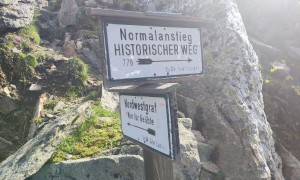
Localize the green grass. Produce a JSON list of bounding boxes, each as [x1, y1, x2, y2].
[[70, 57, 89, 85], [51, 102, 122, 162], [18, 9, 41, 44], [44, 99, 59, 110], [25, 54, 38, 68], [6, 41, 14, 50], [18, 24, 41, 44], [86, 90, 102, 101]]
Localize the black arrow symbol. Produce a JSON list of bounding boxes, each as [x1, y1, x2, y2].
[[127, 122, 156, 136], [137, 58, 192, 65]]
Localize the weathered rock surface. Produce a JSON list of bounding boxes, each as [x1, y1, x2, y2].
[[177, 94, 203, 130], [119, 145, 143, 156], [81, 38, 102, 70], [173, 118, 200, 180], [58, 0, 81, 28], [237, 2, 300, 178], [144, 0, 285, 179], [0, 136, 14, 163], [35, 0, 48, 8], [0, 0, 35, 30], [30, 155, 145, 180], [63, 33, 77, 57], [0, 101, 92, 180], [277, 142, 300, 180], [0, 96, 17, 115], [53, 101, 65, 113], [101, 86, 119, 112]]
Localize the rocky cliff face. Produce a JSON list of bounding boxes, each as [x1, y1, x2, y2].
[[236, 1, 300, 179], [0, 0, 35, 31], [166, 0, 283, 179], [0, 0, 299, 179]]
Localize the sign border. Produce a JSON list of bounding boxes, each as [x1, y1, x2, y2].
[[119, 93, 176, 159], [102, 19, 204, 86]]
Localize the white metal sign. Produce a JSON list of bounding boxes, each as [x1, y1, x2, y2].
[[120, 94, 173, 158], [104, 23, 202, 82]]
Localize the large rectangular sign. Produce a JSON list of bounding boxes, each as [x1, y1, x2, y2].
[[104, 22, 203, 84], [119, 93, 174, 159]]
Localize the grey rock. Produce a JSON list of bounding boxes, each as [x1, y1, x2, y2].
[[173, 118, 200, 180], [237, 0, 300, 162], [0, 96, 17, 114], [101, 0, 113, 5], [0, 136, 14, 163], [30, 155, 145, 180], [9, 84, 16, 90], [45, 114, 54, 119], [177, 111, 185, 118], [101, 86, 119, 112], [277, 143, 300, 180], [177, 94, 203, 130], [84, 0, 97, 7], [11, 47, 21, 54], [0, 136, 13, 146], [192, 130, 206, 143], [0, 101, 92, 180], [53, 101, 65, 113], [152, 0, 284, 179], [177, 94, 198, 120], [201, 161, 220, 174], [199, 169, 216, 180], [0, 0, 35, 30], [29, 84, 42, 91], [63, 33, 77, 58], [198, 142, 215, 162], [119, 145, 143, 156], [178, 118, 192, 130], [35, 0, 48, 8], [3, 86, 10, 97], [58, 0, 81, 28], [81, 38, 102, 69], [76, 40, 83, 51], [98, 117, 113, 123], [98, 148, 119, 156]]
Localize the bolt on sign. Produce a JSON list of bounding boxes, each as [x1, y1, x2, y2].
[[104, 23, 203, 84], [120, 93, 176, 159]]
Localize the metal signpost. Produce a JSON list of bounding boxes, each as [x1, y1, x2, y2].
[[90, 8, 213, 180], [103, 23, 203, 83], [120, 93, 175, 159]]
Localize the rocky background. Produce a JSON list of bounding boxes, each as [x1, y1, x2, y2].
[[0, 0, 299, 179]]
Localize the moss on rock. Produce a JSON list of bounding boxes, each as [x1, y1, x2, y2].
[[51, 102, 122, 162]]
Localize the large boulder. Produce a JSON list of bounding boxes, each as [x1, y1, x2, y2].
[[0, 0, 35, 31], [173, 118, 201, 180], [81, 38, 102, 70], [136, 0, 285, 179], [0, 96, 17, 115], [30, 155, 144, 180], [58, 0, 81, 28], [0, 101, 92, 180]]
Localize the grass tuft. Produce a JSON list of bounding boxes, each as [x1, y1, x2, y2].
[[18, 24, 41, 45]]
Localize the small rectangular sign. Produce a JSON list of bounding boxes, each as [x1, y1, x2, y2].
[[119, 93, 174, 159], [104, 22, 203, 84]]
